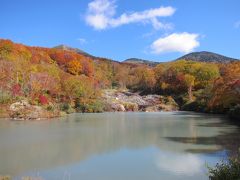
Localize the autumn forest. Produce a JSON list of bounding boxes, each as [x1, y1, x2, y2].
[[0, 39, 239, 120]]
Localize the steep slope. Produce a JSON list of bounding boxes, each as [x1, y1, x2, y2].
[[176, 51, 238, 63]]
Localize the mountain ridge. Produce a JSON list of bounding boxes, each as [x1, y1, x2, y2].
[[123, 58, 160, 67], [54, 44, 121, 64], [176, 51, 239, 63], [55, 44, 239, 66]]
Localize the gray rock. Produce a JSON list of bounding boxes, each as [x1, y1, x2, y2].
[[9, 101, 60, 120], [111, 103, 125, 112], [102, 90, 179, 112], [9, 100, 30, 112]]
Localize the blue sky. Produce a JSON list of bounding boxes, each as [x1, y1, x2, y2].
[[1, 0, 240, 62]]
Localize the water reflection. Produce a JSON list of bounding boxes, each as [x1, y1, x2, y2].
[[0, 112, 239, 179], [156, 151, 203, 175]]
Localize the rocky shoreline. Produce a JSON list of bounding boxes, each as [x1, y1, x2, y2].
[[8, 100, 61, 120], [102, 90, 179, 112], [1, 90, 179, 120]]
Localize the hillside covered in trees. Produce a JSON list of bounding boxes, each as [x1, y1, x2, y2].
[[0, 39, 239, 120]]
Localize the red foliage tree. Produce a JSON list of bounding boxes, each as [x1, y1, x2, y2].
[[39, 94, 48, 105], [11, 84, 22, 96]]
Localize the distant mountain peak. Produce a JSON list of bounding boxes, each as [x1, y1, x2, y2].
[[176, 51, 238, 63], [54, 44, 74, 50], [54, 45, 91, 57], [55, 44, 68, 49], [123, 58, 160, 67]]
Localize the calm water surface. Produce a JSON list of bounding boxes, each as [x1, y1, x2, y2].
[[0, 112, 240, 180]]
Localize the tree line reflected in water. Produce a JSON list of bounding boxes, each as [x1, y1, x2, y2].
[[0, 112, 239, 178]]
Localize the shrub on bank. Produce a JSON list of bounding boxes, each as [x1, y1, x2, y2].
[[0, 90, 12, 104], [174, 94, 189, 107], [228, 104, 240, 121], [59, 102, 75, 114], [208, 152, 240, 180], [123, 102, 138, 111], [181, 100, 207, 112], [46, 104, 54, 111], [75, 101, 103, 113]]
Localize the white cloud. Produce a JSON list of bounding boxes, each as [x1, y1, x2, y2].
[[151, 32, 200, 54], [77, 38, 87, 44], [85, 0, 175, 30], [150, 18, 174, 30], [234, 21, 240, 28]]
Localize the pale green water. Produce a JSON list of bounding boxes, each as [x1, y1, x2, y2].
[[0, 112, 239, 180]]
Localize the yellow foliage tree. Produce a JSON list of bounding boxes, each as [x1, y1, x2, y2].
[[67, 60, 83, 75], [184, 74, 195, 101]]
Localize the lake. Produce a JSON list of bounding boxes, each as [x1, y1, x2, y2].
[[0, 112, 239, 180]]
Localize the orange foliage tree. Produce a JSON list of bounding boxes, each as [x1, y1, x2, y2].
[[67, 60, 83, 75], [209, 62, 240, 112]]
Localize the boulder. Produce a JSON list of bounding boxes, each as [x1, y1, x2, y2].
[[111, 103, 125, 112], [9, 100, 60, 120], [145, 106, 159, 112], [9, 100, 30, 112]]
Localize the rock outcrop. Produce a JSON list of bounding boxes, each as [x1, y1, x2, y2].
[[102, 90, 179, 112], [9, 100, 60, 120]]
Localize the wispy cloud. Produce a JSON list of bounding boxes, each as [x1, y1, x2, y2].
[[85, 0, 175, 30], [77, 38, 87, 44], [234, 21, 240, 28], [151, 32, 200, 54]]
